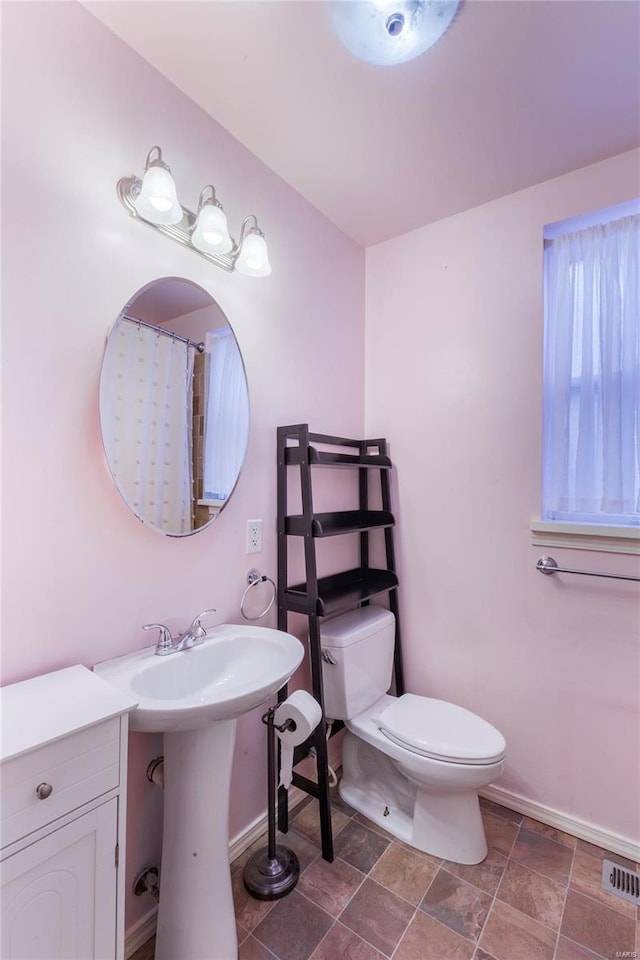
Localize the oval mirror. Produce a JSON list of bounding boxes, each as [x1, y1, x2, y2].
[[99, 278, 249, 536]]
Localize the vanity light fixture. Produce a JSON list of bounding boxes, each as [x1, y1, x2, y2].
[[191, 186, 233, 255], [235, 216, 272, 278], [134, 146, 182, 225], [117, 147, 271, 276]]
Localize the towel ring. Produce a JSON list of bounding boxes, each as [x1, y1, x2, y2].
[[241, 569, 276, 621]]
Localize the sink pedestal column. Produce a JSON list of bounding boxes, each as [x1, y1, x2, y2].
[[155, 720, 238, 960]]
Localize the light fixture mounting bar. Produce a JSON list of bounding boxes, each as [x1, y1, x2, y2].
[[117, 175, 235, 273]]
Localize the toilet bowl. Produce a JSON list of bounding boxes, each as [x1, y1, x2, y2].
[[340, 694, 504, 863], [320, 606, 505, 864]]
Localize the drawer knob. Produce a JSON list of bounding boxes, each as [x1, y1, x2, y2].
[[36, 782, 53, 800]]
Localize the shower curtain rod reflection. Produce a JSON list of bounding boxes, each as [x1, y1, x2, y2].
[[122, 314, 205, 353]]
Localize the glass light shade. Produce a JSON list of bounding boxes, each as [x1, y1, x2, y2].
[[235, 232, 271, 278], [135, 164, 183, 225], [192, 202, 233, 255], [332, 0, 459, 66]]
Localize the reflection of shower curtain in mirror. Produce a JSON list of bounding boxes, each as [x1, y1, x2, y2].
[[204, 329, 249, 500], [101, 318, 195, 533]]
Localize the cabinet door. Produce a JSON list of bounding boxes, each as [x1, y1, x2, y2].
[[1, 799, 118, 960]]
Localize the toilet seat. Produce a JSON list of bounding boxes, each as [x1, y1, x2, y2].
[[375, 694, 506, 765]]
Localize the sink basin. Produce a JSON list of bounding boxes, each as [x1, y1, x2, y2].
[[94, 623, 304, 732]]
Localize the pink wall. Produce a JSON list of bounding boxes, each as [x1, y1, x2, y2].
[[1, 3, 364, 931], [365, 150, 640, 847]]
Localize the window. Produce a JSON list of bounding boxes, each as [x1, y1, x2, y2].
[[542, 200, 639, 528], [203, 327, 249, 503]]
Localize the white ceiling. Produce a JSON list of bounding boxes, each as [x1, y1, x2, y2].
[[85, 0, 640, 246]]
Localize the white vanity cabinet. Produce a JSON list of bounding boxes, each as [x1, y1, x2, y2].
[[0, 665, 137, 960]]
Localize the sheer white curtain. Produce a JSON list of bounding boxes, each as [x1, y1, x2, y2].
[[204, 328, 249, 501], [100, 317, 195, 533], [542, 213, 639, 524]]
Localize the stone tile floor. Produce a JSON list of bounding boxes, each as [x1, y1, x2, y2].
[[133, 793, 639, 960]]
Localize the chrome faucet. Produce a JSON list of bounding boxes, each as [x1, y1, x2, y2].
[[174, 609, 217, 651], [143, 623, 175, 656], [143, 609, 217, 656]]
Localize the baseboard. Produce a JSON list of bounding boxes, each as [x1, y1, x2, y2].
[[124, 906, 158, 959], [124, 786, 308, 958], [480, 785, 640, 862], [228, 785, 307, 862]]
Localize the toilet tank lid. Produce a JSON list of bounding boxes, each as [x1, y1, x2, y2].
[[320, 605, 395, 648]]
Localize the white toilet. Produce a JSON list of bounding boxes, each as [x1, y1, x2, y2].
[[320, 605, 506, 864]]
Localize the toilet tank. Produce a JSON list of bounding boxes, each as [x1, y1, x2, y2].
[[320, 605, 396, 720]]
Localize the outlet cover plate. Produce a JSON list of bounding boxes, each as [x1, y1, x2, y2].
[[246, 519, 263, 554]]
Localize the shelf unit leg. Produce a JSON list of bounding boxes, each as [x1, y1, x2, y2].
[[307, 612, 334, 862], [312, 722, 334, 862], [380, 440, 405, 697]]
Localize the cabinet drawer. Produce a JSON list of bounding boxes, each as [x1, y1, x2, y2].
[[1, 718, 120, 849]]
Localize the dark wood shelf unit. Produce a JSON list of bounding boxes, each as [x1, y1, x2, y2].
[[284, 510, 395, 539], [285, 445, 392, 470], [276, 424, 404, 863], [285, 568, 399, 618]]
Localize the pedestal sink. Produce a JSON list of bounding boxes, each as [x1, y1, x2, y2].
[[94, 624, 304, 960]]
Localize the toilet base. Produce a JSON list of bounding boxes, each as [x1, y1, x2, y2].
[[339, 768, 416, 847], [340, 732, 489, 864]]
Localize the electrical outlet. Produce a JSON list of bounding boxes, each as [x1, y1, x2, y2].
[[246, 519, 263, 554]]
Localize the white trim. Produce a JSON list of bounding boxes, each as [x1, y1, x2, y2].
[[124, 907, 158, 960], [124, 786, 308, 958], [530, 520, 640, 555], [480, 785, 640, 863], [228, 785, 307, 862]]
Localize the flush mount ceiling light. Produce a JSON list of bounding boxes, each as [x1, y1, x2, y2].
[[117, 146, 271, 277], [332, 0, 459, 66]]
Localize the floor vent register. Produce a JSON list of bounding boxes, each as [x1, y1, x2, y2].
[[602, 859, 640, 906]]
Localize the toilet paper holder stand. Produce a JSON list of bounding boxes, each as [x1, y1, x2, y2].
[[243, 704, 300, 900]]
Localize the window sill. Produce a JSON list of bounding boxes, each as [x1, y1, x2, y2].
[[530, 520, 640, 555], [197, 498, 225, 516]]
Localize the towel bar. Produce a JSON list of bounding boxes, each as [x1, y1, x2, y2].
[[536, 556, 640, 583]]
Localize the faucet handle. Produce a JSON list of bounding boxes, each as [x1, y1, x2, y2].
[[188, 609, 217, 639], [143, 623, 174, 654]]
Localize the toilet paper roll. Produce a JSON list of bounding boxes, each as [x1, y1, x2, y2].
[[274, 690, 322, 790]]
